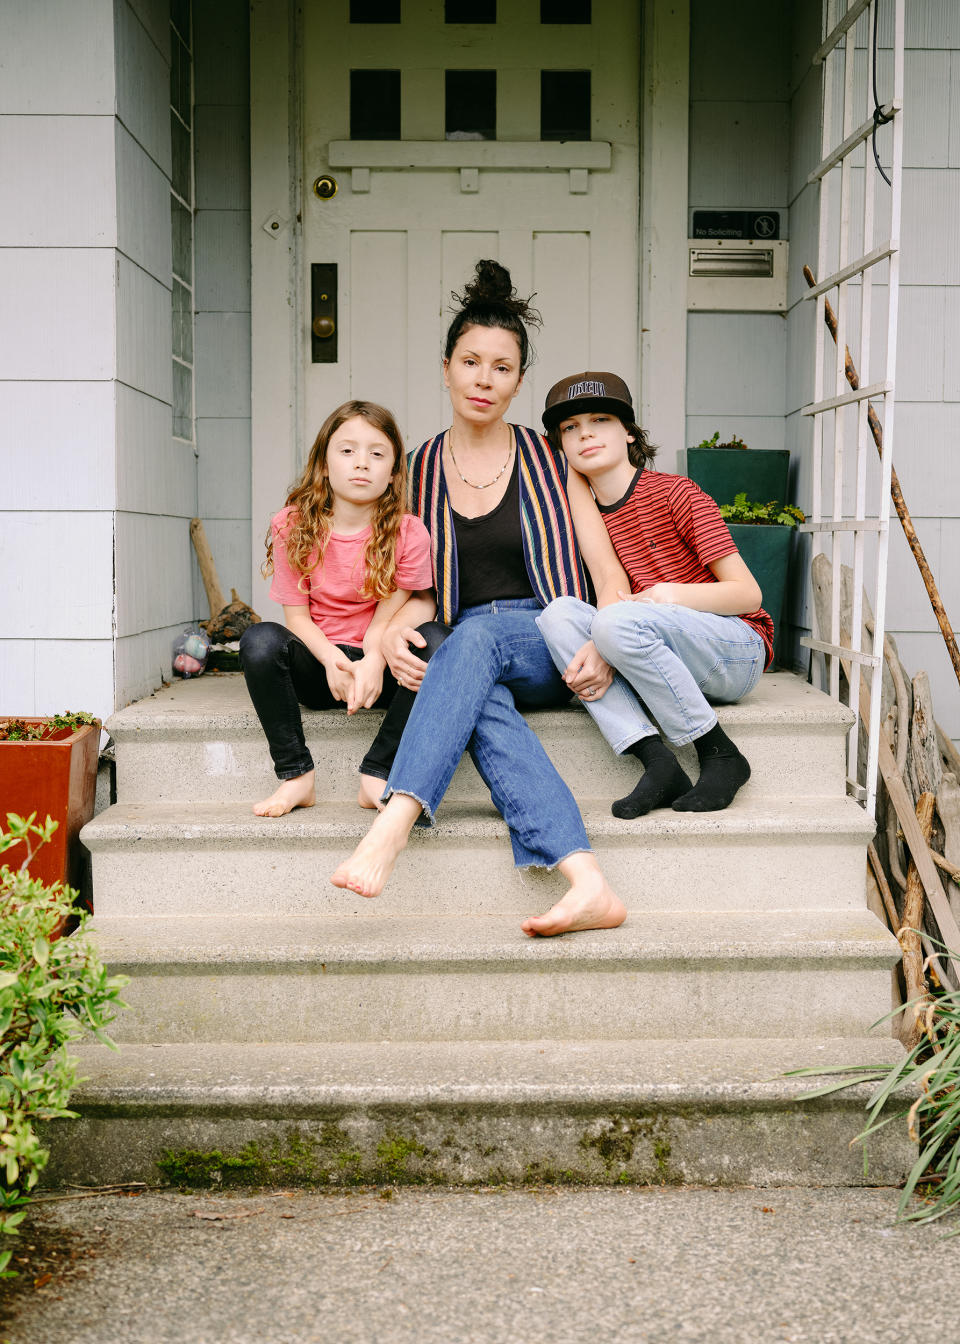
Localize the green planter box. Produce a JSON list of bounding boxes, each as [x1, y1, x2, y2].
[[677, 447, 790, 509], [728, 523, 794, 670]]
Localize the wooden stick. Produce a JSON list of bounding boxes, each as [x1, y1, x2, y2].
[[190, 517, 227, 620], [899, 792, 935, 1048], [803, 264, 960, 695], [868, 841, 900, 931]]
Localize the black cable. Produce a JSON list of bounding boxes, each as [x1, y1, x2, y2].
[[871, 0, 893, 186]]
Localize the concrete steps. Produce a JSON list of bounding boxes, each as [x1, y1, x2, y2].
[[91, 910, 897, 1044], [46, 1037, 912, 1189], [83, 796, 876, 917], [56, 669, 913, 1188], [107, 671, 852, 803]]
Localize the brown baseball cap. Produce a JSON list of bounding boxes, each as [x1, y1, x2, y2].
[[542, 371, 634, 430]]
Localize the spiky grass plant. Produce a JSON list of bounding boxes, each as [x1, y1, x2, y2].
[[790, 948, 960, 1232]]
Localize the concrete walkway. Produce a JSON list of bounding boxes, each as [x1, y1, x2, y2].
[[1, 1186, 951, 1343]]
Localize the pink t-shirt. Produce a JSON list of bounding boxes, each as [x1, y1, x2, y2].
[[269, 507, 433, 647]]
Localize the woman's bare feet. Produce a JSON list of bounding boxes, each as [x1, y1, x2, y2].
[[252, 770, 316, 817], [521, 852, 627, 937], [331, 793, 422, 898], [357, 773, 387, 811]]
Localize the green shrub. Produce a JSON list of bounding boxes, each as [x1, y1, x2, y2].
[[791, 951, 960, 1233], [719, 492, 806, 528], [0, 813, 127, 1277]]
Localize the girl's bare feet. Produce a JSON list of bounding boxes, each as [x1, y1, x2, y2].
[[521, 852, 627, 937], [252, 770, 316, 817], [357, 773, 387, 811], [331, 793, 422, 898]]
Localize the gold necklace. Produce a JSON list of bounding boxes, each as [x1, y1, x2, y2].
[[447, 426, 514, 489]]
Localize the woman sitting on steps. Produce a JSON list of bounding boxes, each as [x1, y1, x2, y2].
[[332, 260, 656, 937]]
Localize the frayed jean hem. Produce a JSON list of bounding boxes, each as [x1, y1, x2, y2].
[[517, 844, 593, 873], [381, 786, 435, 828]]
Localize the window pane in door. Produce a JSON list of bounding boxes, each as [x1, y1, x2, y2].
[[350, 0, 401, 20], [445, 0, 496, 20], [350, 69, 402, 139], [541, 71, 590, 140], [445, 70, 496, 140], [540, 0, 591, 21]]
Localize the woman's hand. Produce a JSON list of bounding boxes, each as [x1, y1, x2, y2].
[[563, 639, 614, 701], [346, 652, 386, 714], [322, 650, 356, 703], [382, 624, 432, 690]]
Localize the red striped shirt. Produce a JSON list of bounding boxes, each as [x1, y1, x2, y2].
[[599, 467, 774, 667]]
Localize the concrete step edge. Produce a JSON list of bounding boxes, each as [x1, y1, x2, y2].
[[65, 1036, 910, 1114], [87, 909, 901, 968], [82, 796, 877, 849], [105, 672, 855, 739]]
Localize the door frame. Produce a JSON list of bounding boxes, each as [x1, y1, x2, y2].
[[248, 0, 690, 608]]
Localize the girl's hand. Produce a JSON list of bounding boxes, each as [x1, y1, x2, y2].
[[382, 624, 430, 690], [346, 653, 385, 715], [323, 651, 356, 703], [619, 584, 680, 605], [563, 640, 614, 701]]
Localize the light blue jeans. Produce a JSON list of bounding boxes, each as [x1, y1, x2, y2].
[[384, 598, 592, 869], [536, 596, 766, 748]]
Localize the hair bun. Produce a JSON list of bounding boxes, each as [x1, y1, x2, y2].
[[454, 259, 541, 329], [464, 259, 513, 304]]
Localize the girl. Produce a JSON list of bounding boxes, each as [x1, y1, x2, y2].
[[332, 261, 637, 938], [239, 400, 433, 818], [536, 371, 772, 818]]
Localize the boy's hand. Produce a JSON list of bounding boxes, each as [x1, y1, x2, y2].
[[563, 640, 614, 701], [322, 651, 356, 703], [619, 584, 681, 605], [383, 625, 429, 690], [347, 653, 386, 715]]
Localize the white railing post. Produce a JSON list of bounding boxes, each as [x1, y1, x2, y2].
[[801, 0, 904, 818]]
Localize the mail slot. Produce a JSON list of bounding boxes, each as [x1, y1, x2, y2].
[[689, 247, 774, 278]]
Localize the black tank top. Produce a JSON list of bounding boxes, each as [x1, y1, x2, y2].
[[451, 452, 535, 609]]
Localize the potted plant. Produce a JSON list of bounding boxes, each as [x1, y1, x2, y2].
[[678, 431, 791, 509], [0, 712, 101, 895], [719, 494, 806, 669]]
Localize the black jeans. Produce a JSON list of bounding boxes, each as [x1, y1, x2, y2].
[[239, 620, 451, 782]]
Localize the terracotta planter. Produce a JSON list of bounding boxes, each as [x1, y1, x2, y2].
[[0, 720, 100, 893]]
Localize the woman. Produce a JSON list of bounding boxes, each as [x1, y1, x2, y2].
[[331, 261, 651, 937]]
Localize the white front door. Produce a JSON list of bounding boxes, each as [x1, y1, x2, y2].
[[301, 0, 640, 454]]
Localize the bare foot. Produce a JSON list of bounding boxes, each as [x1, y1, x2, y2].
[[521, 852, 627, 938], [252, 771, 316, 818], [357, 773, 386, 811], [331, 794, 422, 898]]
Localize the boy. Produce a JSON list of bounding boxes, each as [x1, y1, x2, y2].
[[537, 372, 773, 817]]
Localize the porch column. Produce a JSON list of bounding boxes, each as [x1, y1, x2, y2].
[[640, 0, 690, 469]]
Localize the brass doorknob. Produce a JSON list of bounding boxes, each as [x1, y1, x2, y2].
[[313, 175, 338, 199], [312, 315, 335, 340]]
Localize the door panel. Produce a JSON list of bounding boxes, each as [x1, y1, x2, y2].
[[302, 0, 639, 457]]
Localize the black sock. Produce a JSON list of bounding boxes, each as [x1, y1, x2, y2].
[[672, 723, 751, 812], [612, 736, 692, 819]]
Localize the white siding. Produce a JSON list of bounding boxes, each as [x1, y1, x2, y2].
[[192, 0, 252, 615]]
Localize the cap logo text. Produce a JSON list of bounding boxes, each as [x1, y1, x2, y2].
[[566, 379, 606, 399]]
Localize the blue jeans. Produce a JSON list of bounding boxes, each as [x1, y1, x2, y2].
[[536, 596, 766, 748], [384, 598, 592, 869]]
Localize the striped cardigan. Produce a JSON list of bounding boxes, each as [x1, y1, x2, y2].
[[406, 425, 589, 625]]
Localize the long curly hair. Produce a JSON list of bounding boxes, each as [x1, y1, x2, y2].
[[263, 400, 408, 601]]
